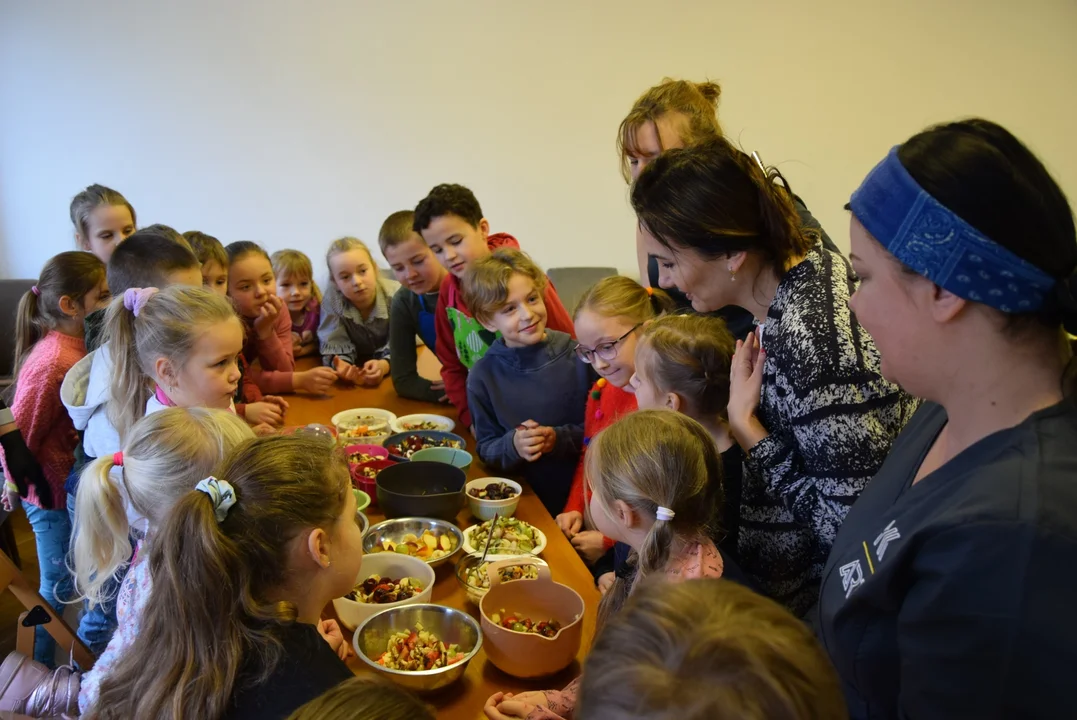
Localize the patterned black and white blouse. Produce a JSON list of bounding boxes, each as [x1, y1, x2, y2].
[[740, 244, 918, 617]]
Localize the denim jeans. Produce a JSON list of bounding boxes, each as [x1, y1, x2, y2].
[[24, 503, 73, 666], [66, 492, 120, 658]]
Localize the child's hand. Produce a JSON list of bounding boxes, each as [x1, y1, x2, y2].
[[295, 367, 337, 395], [556, 511, 583, 539], [571, 530, 608, 565], [513, 423, 546, 462], [430, 379, 450, 403], [300, 330, 313, 345], [537, 426, 556, 454], [360, 359, 389, 387], [316, 619, 352, 662], [484, 692, 540, 720], [2, 486, 20, 513], [597, 571, 615, 595], [244, 401, 284, 427], [290, 332, 303, 353], [253, 295, 284, 340], [263, 395, 289, 413], [250, 422, 277, 436], [331, 356, 363, 385]]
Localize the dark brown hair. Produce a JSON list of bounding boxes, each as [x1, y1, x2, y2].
[[184, 230, 228, 269], [378, 210, 420, 253], [106, 225, 198, 296], [413, 183, 484, 232], [636, 314, 736, 419]]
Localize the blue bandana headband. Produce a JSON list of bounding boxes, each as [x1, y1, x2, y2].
[[850, 147, 1055, 313]]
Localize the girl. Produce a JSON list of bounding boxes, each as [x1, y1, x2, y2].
[[226, 241, 337, 396], [819, 120, 1077, 716], [272, 249, 322, 358], [318, 236, 401, 387], [484, 410, 726, 720], [84, 434, 364, 720], [105, 285, 244, 441], [632, 138, 918, 616], [73, 407, 255, 712], [576, 578, 847, 720], [556, 277, 674, 591], [70, 184, 137, 263], [184, 230, 230, 296], [286, 677, 434, 720], [1, 251, 108, 664]]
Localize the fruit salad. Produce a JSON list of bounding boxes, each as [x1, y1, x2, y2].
[[387, 435, 464, 459], [489, 610, 562, 638], [468, 518, 539, 554], [464, 561, 539, 590], [345, 574, 423, 604], [467, 481, 518, 500], [377, 623, 466, 671], [348, 450, 382, 465], [338, 417, 388, 439], [374, 530, 455, 560], [400, 420, 444, 431]]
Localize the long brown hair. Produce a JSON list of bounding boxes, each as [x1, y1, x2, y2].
[[636, 314, 736, 420], [86, 434, 351, 720], [617, 78, 724, 183], [588, 410, 723, 628], [578, 578, 848, 720], [13, 251, 105, 379]]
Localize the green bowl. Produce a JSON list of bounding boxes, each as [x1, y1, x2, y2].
[[353, 489, 371, 513], [409, 447, 473, 474]]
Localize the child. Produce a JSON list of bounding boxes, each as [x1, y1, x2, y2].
[[414, 184, 575, 432], [0, 251, 108, 664], [183, 230, 229, 296], [226, 241, 337, 396], [73, 407, 255, 713], [483, 410, 727, 720], [556, 277, 675, 590], [70, 184, 137, 263], [84, 434, 363, 720], [286, 677, 435, 720], [271, 249, 322, 358], [318, 236, 400, 387], [379, 210, 448, 403], [462, 249, 592, 516], [104, 286, 244, 435], [630, 314, 743, 566], [575, 578, 848, 720]]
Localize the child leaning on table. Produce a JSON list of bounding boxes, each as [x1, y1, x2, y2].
[[483, 410, 726, 720], [462, 249, 592, 516]]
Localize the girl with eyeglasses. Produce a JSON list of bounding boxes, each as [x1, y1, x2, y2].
[[557, 276, 675, 593]]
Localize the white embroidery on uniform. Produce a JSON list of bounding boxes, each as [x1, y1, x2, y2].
[[840, 560, 865, 599], [873, 520, 901, 562]]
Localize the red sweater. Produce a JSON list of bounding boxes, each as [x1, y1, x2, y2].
[[434, 233, 575, 429], [242, 310, 295, 394], [2, 331, 86, 509], [564, 381, 638, 539]]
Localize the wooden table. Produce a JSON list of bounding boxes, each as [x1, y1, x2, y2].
[[287, 355, 599, 720]]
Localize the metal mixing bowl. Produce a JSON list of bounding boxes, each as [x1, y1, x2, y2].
[[362, 517, 464, 568]]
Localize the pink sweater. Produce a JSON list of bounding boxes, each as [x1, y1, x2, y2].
[[241, 310, 296, 394], [2, 331, 86, 509]]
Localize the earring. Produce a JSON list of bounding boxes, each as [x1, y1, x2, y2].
[[729, 268, 736, 283]]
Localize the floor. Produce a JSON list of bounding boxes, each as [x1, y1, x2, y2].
[[0, 508, 41, 656]]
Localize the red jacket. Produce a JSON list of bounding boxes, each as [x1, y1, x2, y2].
[[434, 233, 575, 429]]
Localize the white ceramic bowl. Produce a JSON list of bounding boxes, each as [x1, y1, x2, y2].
[[462, 520, 546, 556], [464, 478, 522, 521], [332, 552, 436, 631], [391, 414, 456, 434], [332, 408, 398, 446]]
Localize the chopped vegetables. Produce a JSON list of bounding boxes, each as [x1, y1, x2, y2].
[[489, 610, 561, 638], [355, 466, 379, 479], [339, 417, 389, 439], [464, 561, 539, 590], [468, 518, 539, 554], [387, 435, 464, 459], [374, 530, 455, 561], [377, 623, 467, 671], [345, 574, 422, 604], [400, 420, 444, 431], [348, 451, 381, 465], [468, 481, 518, 501]]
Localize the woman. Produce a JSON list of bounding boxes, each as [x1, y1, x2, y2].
[[818, 119, 1077, 718], [631, 139, 917, 616]]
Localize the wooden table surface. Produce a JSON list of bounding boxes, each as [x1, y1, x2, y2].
[[287, 354, 599, 720]]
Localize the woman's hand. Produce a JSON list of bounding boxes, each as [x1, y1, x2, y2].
[[253, 295, 284, 340], [571, 530, 608, 565], [294, 366, 338, 395], [728, 330, 769, 449], [316, 619, 352, 661], [556, 511, 583, 539], [360, 359, 390, 387]]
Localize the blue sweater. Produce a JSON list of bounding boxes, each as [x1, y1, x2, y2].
[[466, 330, 593, 515]]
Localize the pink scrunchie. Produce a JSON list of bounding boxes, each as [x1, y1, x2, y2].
[[123, 287, 159, 318]]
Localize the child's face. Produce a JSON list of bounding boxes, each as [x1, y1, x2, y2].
[[629, 344, 670, 411], [78, 204, 136, 263], [479, 274, 547, 349], [574, 309, 640, 389], [277, 273, 314, 313], [420, 214, 491, 278], [384, 235, 446, 296], [164, 318, 243, 410], [329, 249, 378, 310], [228, 253, 277, 319], [587, 475, 627, 544], [201, 260, 229, 297], [79, 277, 112, 317]]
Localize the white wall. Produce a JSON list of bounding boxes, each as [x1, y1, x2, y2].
[[2, 0, 1076, 281]]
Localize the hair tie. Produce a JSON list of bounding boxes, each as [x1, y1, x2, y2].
[[656, 506, 675, 521], [123, 287, 159, 318], [645, 286, 654, 297], [30, 285, 40, 297], [195, 476, 236, 523], [112, 451, 123, 466]]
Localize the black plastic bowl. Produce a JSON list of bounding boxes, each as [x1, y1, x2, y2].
[[375, 461, 466, 521], [382, 430, 467, 463]]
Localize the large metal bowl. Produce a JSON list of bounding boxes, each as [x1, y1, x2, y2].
[[353, 603, 483, 693], [362, 517, 464, 568]]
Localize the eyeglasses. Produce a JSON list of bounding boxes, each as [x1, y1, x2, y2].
[[574, 324, 642, 363]]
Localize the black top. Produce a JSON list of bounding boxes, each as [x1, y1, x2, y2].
[[225, 622, 353, 720], [389, 288, 444, 403], [817, 401, 1077, 719], [84, 308, 107, 353]]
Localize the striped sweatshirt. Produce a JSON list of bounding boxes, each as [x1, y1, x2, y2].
[[741, 244, 918, 617]]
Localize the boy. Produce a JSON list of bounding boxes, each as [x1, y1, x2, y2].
[[183, 230, 230, 296], [379, 210, 448, 404], [414, 184, 575, 433], [462, 249, 593, 516]]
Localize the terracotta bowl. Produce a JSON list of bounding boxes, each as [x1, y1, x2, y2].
[[479, 559, 584, 678]]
